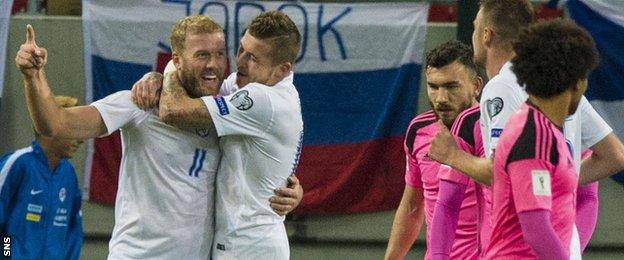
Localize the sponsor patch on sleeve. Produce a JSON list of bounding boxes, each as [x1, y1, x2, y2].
[[491, 128, 503, 138], [531, 170, 552, 196], [214, 96, 229, 116]]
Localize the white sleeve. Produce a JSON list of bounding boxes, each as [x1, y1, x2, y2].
[[218, 72, 238, 96], [90, 90, 148, 136], [164, 60, 176, 73], [579, 96, 612, 150], [202, 84, 272, 137], [483, 80, 527, 154]]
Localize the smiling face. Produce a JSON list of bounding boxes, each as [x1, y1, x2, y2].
[[235, 31, 282, 88], [173, 32, 227, 97], [426, 61, 480, 127]]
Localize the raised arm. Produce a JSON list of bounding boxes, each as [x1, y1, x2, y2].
[[159, 71, 216, 129], [17, 25, 106, 139], [428, 121, 493, 185]]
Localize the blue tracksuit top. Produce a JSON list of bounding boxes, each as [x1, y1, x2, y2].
[[0, 141, 83, 259]]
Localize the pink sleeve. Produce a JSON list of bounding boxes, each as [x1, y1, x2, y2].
[[429, 180, 467, 260], [508, 159, 556, 213], [518, 209, 567, 260], [439, 136, 471, 185], [405, 155, 423, 188], [576, 181, 599, 252]]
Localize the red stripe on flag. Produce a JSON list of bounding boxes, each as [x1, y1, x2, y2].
[[89, 132, 406, 215], [294, 137, 406, 215], [89, 131, 122, 205]]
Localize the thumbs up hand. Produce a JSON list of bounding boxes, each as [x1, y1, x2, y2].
[[15, 24, 48, 78]]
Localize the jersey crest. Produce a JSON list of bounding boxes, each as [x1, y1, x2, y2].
[[195, 128, 211, 138], [59, 187, 66, 202]]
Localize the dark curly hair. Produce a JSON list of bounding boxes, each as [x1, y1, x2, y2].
[[511, 19, 599, 98], [426, 40, 477, 75]]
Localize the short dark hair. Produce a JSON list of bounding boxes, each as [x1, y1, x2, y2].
[[480, 0, 534, 50], [247, 11, 301, 65], [512, 19, 599, 98], [426, 40, 478, 75]]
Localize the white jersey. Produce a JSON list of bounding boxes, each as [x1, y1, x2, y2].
[[479, 61, 612, 259], [480, 62, 612, 169], [480, 62, 528, 159], [203, 72, 303, 260], [564, 96, 612, 173], [91, 91, 220, 259]]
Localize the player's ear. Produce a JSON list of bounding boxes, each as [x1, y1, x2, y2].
[[280, 62, 291, 75], [483, 26, 494, 47], [273, 61, 292, 79], [574, 78, 588, 94], [172, 52, 181, 70], [473, 75, 484, 97]]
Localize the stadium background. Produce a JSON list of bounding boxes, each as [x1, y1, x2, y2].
[[1, 0, 623, 259]]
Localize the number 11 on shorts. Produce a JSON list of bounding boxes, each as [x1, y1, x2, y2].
[[189, 149, 207, 177]]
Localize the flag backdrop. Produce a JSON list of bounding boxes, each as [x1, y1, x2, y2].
[[0, 0, 13, 114], [83, 0, 429, 214], [568, 0, 624, 186]]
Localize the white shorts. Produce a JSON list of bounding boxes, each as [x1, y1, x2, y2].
[[212, 223, 289, 260]]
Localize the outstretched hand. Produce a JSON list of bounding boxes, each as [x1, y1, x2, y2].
[[15, 24, 48, 78], [131, 72, 163, 110], [428, 120, 459, 166]]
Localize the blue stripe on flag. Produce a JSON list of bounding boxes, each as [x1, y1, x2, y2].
[[568, 0, 624, 101], [295, 63, 420, 145], [92, 55, 152, 100], [92, 57, 420, 145]]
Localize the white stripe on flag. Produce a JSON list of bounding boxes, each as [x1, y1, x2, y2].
[[590, 100, 624, 140], [580, 0, 624, 27], [0, 0, 14, 103]]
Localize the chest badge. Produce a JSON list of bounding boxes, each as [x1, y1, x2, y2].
[[195, 128, 211, 138], [59, 188, 66, 202]]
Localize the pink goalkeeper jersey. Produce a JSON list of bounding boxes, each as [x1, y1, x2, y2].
[[486, 102, 578, 259], [404, 110, 481, 260], [438, 104, 492, 257]]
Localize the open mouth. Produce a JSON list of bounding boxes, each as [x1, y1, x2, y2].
[[202, 75, 218, 81]]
